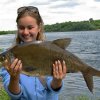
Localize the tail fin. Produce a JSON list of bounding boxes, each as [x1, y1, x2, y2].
[[82, 67, 100, 93]]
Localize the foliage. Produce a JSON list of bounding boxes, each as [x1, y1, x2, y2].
[[0, 88, 10, 100], [0, 30, 16, 35], [44, 19, 100, 32]]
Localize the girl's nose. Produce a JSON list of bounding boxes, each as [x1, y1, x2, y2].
[[23, 28, 29, 35]]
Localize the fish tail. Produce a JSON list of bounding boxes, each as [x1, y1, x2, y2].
[[82, 66, 100, 93], [88, 66, 100, 76]]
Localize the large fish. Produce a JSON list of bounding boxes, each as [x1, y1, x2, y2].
[[0, 38, 100, 92]]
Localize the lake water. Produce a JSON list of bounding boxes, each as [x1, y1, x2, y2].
[[0, 31, 100, 100]]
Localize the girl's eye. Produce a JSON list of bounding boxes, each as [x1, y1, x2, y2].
[[17, 25, 35, 30], [27, 26, 34, 30], [18, 26, 25, 30]]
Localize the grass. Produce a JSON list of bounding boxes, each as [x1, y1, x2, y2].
[[65, 95, 90, 100], [0, 89, 90, 100], [0, 88, 10, 100], [75, 95, 100, 100], [59, 94, 100, 100], [0, 87, 100, 100], [75, 95, 90, 100]]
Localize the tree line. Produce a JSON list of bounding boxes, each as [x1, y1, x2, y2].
[[0, 18, 100, 35], [44, 19, 100, 32]]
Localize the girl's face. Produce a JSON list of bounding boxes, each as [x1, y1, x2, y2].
[[17, 16, 40, 43]]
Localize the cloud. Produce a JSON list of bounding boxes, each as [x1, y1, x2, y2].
[[49, 10, 73, 14], [4, 0, 17, 4], [49, 1, 80, 9], [66, 1, 80, 7], [47, 0, 81, 17], [29, 0, 49, 6], [0, 0, 100, 30], [94, 0, 100, 2]]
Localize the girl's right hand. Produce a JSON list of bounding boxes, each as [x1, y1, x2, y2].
[[3, 58, 22, 78]]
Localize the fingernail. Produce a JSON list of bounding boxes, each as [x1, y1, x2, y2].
[[15, 58, 18, 60], [55, 61, 57, 64], [58, 60, 60, 63], [63, 60, 65, 64], [53, 64, 55, 67]]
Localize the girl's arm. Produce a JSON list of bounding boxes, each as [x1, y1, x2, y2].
[[4, 58, 22, 94]]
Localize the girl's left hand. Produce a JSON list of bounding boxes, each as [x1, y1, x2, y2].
[[51, 60, 67, 90]]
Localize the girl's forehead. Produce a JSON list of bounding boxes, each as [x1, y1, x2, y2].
[[19, 16, 36, 21], [18, 16, 37, 25]]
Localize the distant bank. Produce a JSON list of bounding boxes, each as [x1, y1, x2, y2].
[[0, 19, 100, 35]]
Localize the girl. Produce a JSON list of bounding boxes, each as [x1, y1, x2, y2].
[[0, 6, 67, 100]]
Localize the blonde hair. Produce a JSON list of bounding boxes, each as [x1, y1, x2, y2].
[[16, 7, 45, 44]]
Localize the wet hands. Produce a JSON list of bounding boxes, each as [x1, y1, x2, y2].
[[51, 60, 67, 89], [4, 58, 22, 78]]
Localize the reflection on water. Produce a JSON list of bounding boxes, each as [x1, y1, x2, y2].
[[0, 31, 100, 99]]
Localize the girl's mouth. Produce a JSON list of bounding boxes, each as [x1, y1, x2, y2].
[[18, 33, 36, 42]]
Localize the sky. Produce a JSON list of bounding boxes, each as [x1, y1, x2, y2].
[[0, 0, 100, 30]]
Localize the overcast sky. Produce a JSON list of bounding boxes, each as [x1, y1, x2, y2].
[[0, 0, 100, 30]]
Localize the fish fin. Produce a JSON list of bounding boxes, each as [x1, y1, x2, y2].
[[52, 38, 71, 49], [82, 72, 93, 93]]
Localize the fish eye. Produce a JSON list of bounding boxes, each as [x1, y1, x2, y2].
[[0, 56, 5, 62]]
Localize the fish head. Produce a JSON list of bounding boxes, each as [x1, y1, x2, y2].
[[0, 54, 6, 62], [0, 51, 9, 66]]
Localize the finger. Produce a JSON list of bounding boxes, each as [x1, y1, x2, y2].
[[53, 64, 56, 78], [15, 63, 22, 75], [14, 60, 21, 73], [10, 58, 18, 74], [63, 60, 67, 77], [53, 61, 59, 78], [3, 59, 10, 70], [18, 63, 22, 72], [58, 60, 63, 75], [10, 58, 18, 69], [13, 61, 22, 76], [58, 60, 65, 79], [55, 61, 59, 79], [55, 61, 58, 72]]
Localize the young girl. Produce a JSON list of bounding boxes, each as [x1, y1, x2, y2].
[[0, 6, 67, 100]]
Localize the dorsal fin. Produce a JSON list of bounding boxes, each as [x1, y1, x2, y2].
[[52, 38, 71, 49]]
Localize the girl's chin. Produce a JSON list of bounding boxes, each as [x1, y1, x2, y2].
[[23, 39, 35, 42], [24, 40, 32, 42]]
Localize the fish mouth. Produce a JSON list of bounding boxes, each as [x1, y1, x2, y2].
[[0, 61, 2, 67]]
